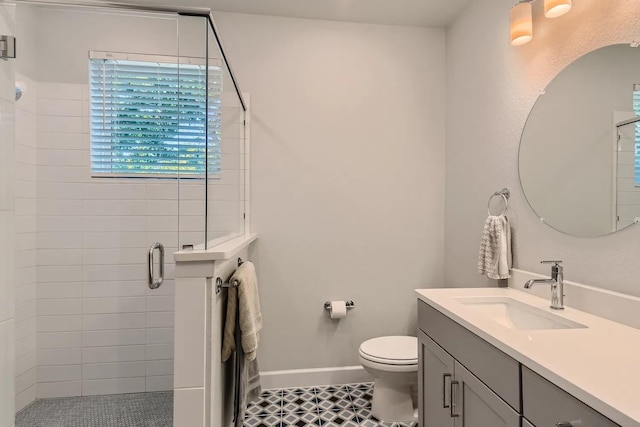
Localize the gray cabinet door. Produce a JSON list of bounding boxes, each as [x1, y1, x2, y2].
[[523, 418, 535, 427], [419, 331, 455, 427], [453, 362, 520, 427], [522, 367, 620, 427], [419, 301, 520, 411]]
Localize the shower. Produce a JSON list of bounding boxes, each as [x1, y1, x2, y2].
[[1, 2, 247, 426]]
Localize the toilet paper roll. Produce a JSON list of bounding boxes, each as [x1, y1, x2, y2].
[[329, 301, 347, 319]]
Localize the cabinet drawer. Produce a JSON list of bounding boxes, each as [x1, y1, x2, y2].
[[522, 366, 619, 427], [418, 301, 520, 411]]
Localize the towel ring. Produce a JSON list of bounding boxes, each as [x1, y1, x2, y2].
[[487, 188, 510, 216]]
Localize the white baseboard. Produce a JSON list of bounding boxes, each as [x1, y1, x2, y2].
[[260, 366, 372, 390]]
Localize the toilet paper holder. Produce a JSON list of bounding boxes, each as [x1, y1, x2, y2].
[[324, 301, 355, 311]]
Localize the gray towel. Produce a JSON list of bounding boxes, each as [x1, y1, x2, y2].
[[478, 215, 512, 279]]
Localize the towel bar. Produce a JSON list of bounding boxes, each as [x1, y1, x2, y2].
[[215, 277, 238, 294], [215, 257, 245, 294]]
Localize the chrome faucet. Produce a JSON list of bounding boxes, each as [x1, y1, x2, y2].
[[524, 260, 564, 310]]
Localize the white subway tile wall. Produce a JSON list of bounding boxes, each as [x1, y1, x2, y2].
[[1, 13, 18, 425], [32, 81, 246, 399], [14, 73, 37, 412]]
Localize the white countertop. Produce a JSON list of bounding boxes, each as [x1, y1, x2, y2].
[[416, 287, 640, 426]]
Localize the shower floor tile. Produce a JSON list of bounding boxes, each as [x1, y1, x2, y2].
[[244, 383, 418, 427], [15, 391, 172, 427]]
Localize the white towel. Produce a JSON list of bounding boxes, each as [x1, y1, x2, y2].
[[222, 261, 262, 362], [478, 215, 512, 280]]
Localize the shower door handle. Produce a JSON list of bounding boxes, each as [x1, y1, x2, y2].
[[148, 242, 164, 289]]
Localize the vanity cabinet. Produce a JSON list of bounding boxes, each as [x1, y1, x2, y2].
[[418, 299, 621, 427], [419, 331, 520, 427]]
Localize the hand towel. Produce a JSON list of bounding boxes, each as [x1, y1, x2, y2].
[[478, 215, 512, 280], [222, 261, 262, 362]]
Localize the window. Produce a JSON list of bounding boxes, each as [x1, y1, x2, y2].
[[89, 51, 221, 178]]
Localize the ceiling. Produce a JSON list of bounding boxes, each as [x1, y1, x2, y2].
[[131, 0, 474, 28]]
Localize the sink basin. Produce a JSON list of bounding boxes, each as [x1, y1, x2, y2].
[[453, 296, 587, 331]]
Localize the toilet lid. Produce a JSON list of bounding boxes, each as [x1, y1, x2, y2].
[[359, 336, 418, 365]]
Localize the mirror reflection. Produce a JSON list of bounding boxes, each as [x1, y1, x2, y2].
[[519, 44, 640, 237]]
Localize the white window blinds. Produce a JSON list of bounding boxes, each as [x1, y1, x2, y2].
[[89, 52, 221, 177]]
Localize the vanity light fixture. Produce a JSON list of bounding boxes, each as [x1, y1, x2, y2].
[[544, 0, 571, 18], [510, 1, 533, 46], [510, 0, 572, 46]]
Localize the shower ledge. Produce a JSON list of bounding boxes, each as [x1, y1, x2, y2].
[[174, 232, 257, 262]]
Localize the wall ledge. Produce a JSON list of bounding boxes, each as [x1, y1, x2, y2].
[[174, 233, 257, 263]]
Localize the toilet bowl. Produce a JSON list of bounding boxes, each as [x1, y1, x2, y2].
[[359, 336, 418, 422]]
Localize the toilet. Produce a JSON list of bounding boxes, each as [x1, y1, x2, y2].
[[359, 336, 418, 422]]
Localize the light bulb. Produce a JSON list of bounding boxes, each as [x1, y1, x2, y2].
[[544, 0, 572, 18], [510, 2, 533, 46]]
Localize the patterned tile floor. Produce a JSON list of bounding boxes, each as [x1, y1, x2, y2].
[[244, 383, 418, 427], [15, 391, 173, 427]]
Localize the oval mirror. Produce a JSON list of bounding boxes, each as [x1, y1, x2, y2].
[[519, 44, 640, 237]]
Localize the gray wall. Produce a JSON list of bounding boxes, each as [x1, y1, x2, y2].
[[445, 0, 640, 296], [216, 12, 447, 371]]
